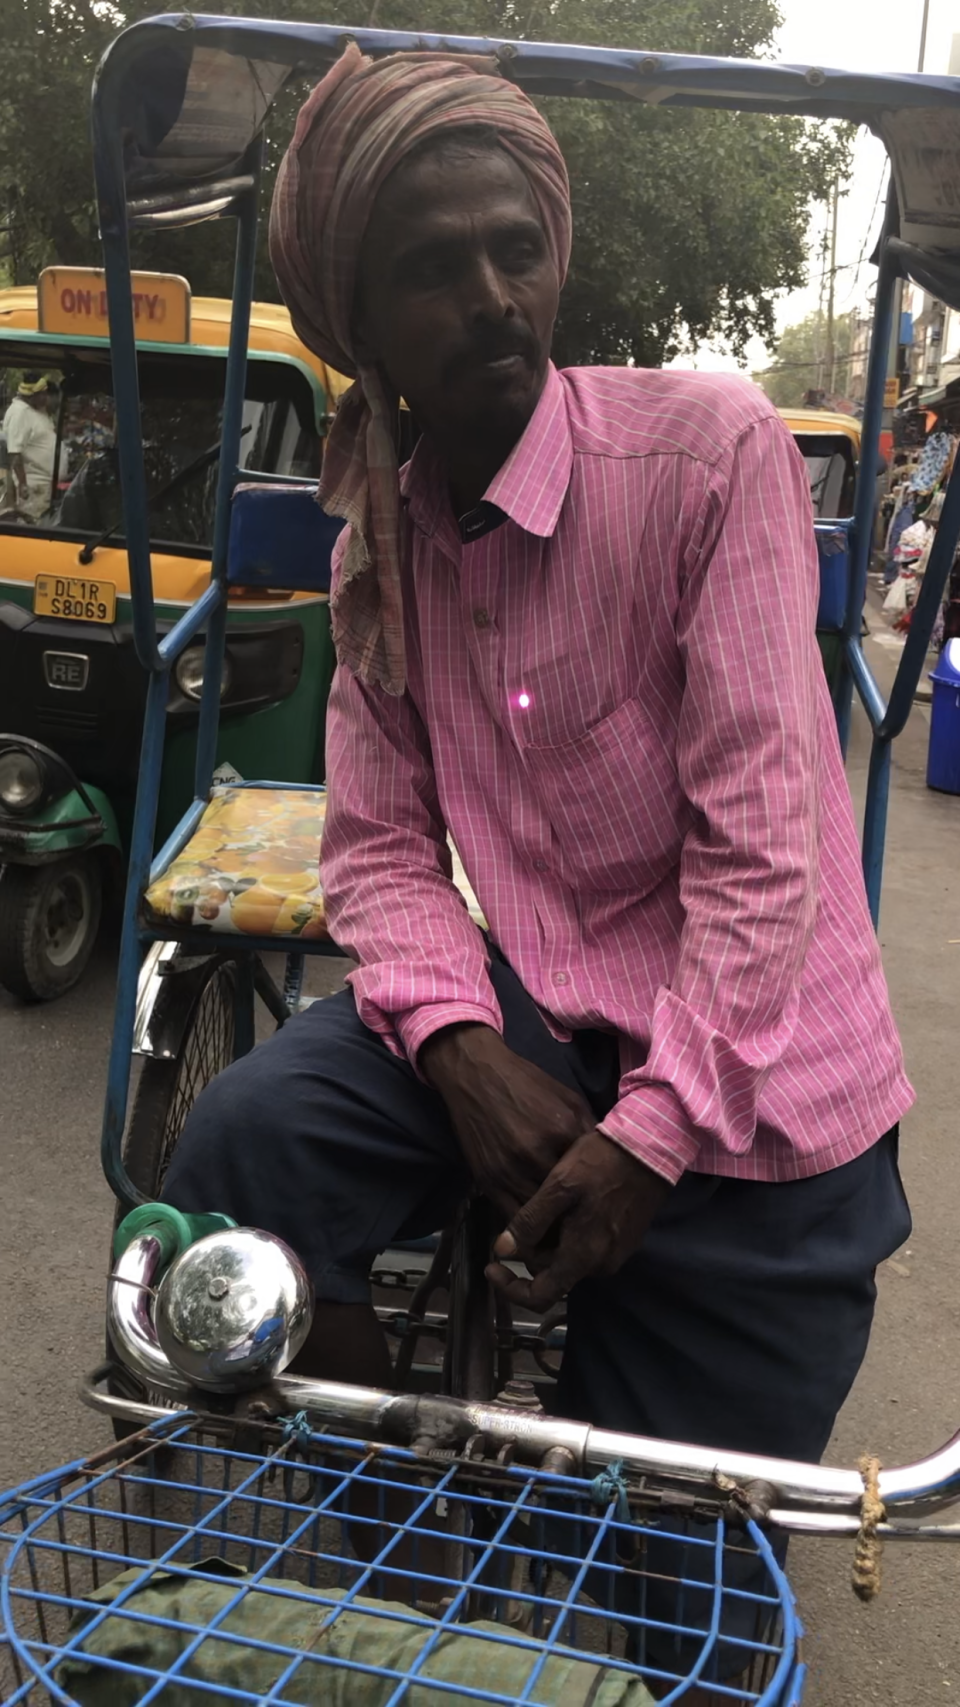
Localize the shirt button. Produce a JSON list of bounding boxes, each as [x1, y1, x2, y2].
[[553, 971, 569, 987], [533, 857, 547, 872], [473, 608, 490, 629]]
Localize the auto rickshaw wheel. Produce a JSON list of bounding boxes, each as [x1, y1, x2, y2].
[[0, 854, 103, 1001]]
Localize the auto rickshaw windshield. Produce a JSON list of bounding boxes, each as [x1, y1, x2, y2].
[[0, 349, 322, 550]]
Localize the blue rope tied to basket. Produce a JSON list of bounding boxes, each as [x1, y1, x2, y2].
[[590, 1459, 631, 1525], [280, 1410, 313, 1448]]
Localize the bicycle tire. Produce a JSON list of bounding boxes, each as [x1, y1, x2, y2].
[[108, 956, 238, 1435], [123, 956, 238, 1200]]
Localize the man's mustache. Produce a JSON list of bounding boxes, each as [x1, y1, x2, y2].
[[443, 325, 538, 382]]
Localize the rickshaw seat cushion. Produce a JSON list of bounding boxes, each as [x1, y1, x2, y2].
[[141, 785, 485, 940], [227, 483, 345, 591]]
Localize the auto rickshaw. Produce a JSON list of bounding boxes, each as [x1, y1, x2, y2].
[[778, 407, 861, 519], [777, 409, 868, 695], [0, 272, 348, 999]]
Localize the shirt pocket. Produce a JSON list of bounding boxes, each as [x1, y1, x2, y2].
[[520, 696, 692, 895]]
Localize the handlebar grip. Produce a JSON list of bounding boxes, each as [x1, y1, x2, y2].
[[113, 1203, 236, 1271]]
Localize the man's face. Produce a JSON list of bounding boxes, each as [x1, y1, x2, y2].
[[355, 142, 559, 446]]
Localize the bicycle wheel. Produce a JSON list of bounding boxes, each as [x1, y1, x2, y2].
[[108, 956, 238, 1435], [124, 956, 238, 1200]]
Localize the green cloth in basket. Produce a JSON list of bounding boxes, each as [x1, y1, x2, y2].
[[57, 1561, 655, 1707]]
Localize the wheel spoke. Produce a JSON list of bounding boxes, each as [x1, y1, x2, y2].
[[157, 964, 236, 1187]]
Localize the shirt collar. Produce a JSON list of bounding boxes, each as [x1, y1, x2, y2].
[[401, 361, 573, 544], [483, 363, 572, 539]]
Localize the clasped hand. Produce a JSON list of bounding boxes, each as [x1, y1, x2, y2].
[[419, 1024, 669, 1310]]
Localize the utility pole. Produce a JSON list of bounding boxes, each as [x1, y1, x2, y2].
[[814, 211, 829, 394], [883, 0, 931, 426], [825, 180, 840, 395]]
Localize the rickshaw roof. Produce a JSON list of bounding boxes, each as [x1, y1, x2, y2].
[[95, 14, 960, 306], [779, 409, 862, 445], [0, 283, 353, 423], [0, 286, 353, 418]]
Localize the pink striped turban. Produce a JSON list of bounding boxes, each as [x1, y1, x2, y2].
[[269, 44, 571, 693]]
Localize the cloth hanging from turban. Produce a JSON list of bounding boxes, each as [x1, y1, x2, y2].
[[269, 43, 571, 693]]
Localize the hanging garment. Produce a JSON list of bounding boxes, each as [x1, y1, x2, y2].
[[908, 431, 952, 494]]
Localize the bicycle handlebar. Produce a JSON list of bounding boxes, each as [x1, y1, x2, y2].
[[95, 1234, 960, 1542]]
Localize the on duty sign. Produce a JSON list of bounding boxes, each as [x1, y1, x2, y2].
[[37, 267, 191, 345]]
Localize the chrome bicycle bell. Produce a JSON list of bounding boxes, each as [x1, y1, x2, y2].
[[155, 1227, 314, 1392]]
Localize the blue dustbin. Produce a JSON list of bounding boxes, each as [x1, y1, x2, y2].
[[927, 638, 960, 794]]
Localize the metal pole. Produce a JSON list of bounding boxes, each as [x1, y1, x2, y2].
[[836, 235, 899, 756], [192, 148, 262, 803], [917, 0, 930, 71], [814, 214, 829, 393], [826, 180, 840, 394]]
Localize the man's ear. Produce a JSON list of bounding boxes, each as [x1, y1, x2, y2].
[[350, 278, 379, 369]]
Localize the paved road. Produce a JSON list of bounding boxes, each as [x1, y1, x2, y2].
[[2, 622, 959, 1701]]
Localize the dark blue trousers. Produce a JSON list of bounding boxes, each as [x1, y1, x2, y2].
[[163, 958, 910, 1675]]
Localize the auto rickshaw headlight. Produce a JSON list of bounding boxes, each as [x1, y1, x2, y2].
[[0, 748, 45, 813], [175, 645, 233, 703]]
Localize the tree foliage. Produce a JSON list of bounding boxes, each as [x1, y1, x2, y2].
[[0, 0, 852, 367], [754, 309, 858, 408]]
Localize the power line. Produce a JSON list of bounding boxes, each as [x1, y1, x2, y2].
[[837, 167, 889, 309], [754, 348, 866, 375]]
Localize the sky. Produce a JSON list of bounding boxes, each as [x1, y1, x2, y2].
[[668, 0, 959, 373]]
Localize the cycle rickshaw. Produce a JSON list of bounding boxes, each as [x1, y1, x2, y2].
[[4, 18, 960, 1706]]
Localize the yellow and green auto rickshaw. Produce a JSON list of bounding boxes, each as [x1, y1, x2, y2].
[[779, 407, 862, 519], [0, 267, 349, 999], [778, 408, 865, 696]]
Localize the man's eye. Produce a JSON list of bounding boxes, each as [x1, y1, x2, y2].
[[408, 258, 453, 289], [500, 241, 543, 272]]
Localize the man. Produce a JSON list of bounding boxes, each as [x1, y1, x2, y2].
[[2, 374, 62, 520], [163, 45, 912, 1689]]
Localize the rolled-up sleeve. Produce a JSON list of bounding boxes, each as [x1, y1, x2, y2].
[[322, 655, 502, 1064], [599, 416, 822, 1183]]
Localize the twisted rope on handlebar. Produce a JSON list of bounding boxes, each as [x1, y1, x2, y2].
[[280, 1410, 313, 1449], [590, 1458, 631, 1524], [852, 1454, 885, 1600]]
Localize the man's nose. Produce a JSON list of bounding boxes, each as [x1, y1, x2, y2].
[[465, 252, 514, 321]]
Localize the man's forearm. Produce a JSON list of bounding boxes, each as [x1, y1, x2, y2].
[[419, 1020, 507, 1090]]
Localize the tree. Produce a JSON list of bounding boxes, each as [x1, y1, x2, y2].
[[754, 309, 858, 409], [0, 0, 851, 368]]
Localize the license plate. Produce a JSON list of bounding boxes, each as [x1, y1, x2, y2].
[[33, 574, 116, 624]]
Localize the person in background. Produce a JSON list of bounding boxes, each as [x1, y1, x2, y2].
[[0, 420, 9, 509], [2, 375, 63, 521]]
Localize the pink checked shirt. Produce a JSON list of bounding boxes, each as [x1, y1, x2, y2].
[[322, 363, 913, 1185]]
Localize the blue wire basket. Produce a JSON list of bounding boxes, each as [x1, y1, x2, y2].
[[0, 1416, 805, 1706]]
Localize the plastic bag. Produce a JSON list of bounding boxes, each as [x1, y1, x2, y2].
[[883, 575, 911, 615]]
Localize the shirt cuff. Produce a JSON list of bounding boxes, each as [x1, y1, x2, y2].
[[598, 1083, 703, 1186], [396, 1000, 503, 1074]]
